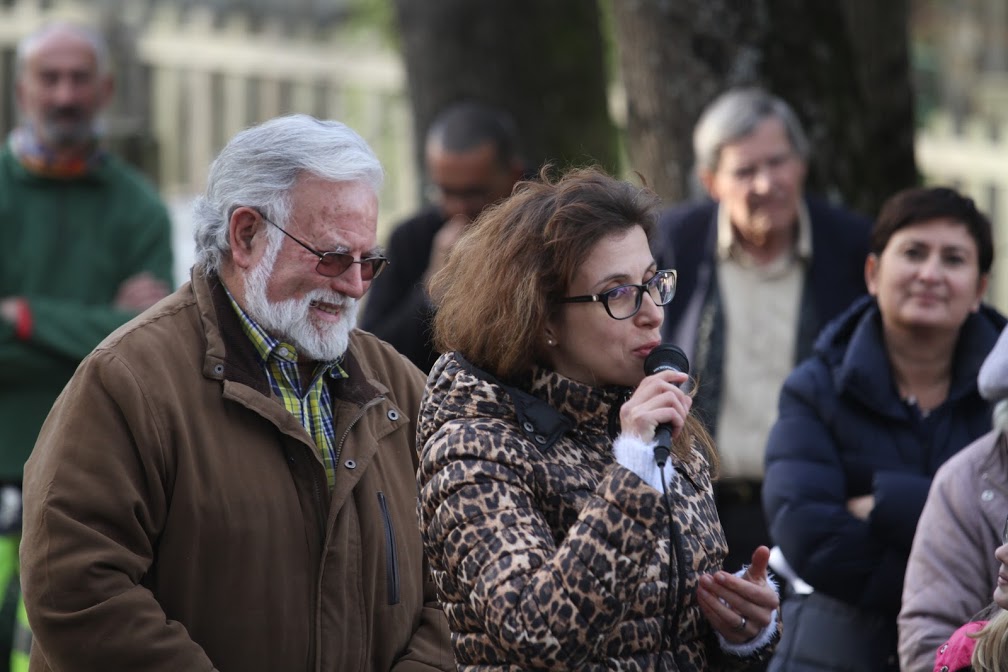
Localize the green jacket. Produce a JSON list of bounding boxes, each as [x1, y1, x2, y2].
[[21, 270, 452, 671], [0, 145, 173, 481]]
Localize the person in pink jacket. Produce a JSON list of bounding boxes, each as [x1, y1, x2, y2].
[[899, 324, 1008, 670], [932, 520, 1008, 671]]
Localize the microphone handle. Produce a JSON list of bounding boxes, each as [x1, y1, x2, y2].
[[653, 425, 673, 467]]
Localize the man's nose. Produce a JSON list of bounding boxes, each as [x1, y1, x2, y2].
[[751, 166, 774, 194], [50, 77, 83, 106], [329, 263, 367, 300]]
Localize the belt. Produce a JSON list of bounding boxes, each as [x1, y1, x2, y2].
[[714, 479, 762, 507]]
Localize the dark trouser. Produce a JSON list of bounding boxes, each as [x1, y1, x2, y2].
[[713, 479, 770, 573]]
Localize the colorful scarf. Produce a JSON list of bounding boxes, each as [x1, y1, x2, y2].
[[8, 126, 105, 178]]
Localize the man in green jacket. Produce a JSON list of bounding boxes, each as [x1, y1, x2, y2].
[[19, 113, 453, 671], [0, 21, 173, 671]]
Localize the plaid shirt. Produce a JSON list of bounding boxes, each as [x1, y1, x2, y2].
[[227, 290, 348, 490]]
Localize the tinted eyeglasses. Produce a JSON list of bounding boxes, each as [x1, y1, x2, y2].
[[557, 269, 677, 320], [260, 214, 388, 280]]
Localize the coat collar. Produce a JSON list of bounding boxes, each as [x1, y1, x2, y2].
[[819, 295, 1004, 417], [190, 268, 382, 406], [428, 352, 634, 450]]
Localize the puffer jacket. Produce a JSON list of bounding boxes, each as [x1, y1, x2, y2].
[[21, 269, 452, 672], [898, 430, 1008, 671], [417, 352, 777, 671], [763, 295, 1005, 623]]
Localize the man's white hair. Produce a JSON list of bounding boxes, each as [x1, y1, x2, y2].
[[190, 114, 384, 274]]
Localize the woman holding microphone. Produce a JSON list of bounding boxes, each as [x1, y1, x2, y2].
[[417, 166, 779, 670]]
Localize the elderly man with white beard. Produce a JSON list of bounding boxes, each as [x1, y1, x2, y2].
[[18, 114, 453, 672]]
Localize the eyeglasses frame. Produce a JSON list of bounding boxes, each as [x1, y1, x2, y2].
[[557, 269, 677, 320], [257, 211, 388, 280]]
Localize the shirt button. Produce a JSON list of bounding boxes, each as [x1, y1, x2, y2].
[[344, 459, 356, 470], [982, 489, 995, 502]]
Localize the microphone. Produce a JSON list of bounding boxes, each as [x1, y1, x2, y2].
[[643, 344, 690, 468]]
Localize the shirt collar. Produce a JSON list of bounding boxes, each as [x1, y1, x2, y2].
[[224, 286, 348, 380]]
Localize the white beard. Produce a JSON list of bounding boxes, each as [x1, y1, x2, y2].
[[243, 244, 358, 363]]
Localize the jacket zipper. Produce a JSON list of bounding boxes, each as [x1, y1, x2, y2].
[[662, 485, 690, 671], [376, 491, 401, 605]]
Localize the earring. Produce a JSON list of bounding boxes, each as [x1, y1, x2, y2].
[[546, 338, 555, 346]]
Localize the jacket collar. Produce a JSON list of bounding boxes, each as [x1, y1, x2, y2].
[[432, 352, 631, 449], [821, 295, 1004, 417], [191, 268, 381, 406]]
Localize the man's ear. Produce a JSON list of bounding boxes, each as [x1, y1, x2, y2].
[[699, 169, 718, 199], [229, 207, 265, 271]]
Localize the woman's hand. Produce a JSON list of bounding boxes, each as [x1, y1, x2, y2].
[[696, 545, 780, 644], [619, 369, 691, 442], [846, 494, 875, 521]]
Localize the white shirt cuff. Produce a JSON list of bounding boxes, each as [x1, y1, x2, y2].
[[613, 433, 675, 492]]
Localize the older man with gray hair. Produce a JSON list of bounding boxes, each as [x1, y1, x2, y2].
[[19, 114, 452, 671], [655, 87, 871, 573]]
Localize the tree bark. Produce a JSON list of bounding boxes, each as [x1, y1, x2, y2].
[[610, 0, 918, 216], [392, 0, 617, 178], [609, 0, 764, 201]]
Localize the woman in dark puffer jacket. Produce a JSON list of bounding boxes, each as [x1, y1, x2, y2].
[[763, 186, 1006, 671]]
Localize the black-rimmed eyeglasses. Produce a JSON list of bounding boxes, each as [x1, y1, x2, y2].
[[259, 213, 388, 281], [557, 269, 677, 320]]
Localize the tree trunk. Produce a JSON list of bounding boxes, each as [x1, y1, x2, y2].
[[609, 0, 764, 202], [837, 0, 919, 215], [392, 0, 617, 179], [610, 0, 918, 216]]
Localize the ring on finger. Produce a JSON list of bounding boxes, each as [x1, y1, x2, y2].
[[734, 614, 747, 631]]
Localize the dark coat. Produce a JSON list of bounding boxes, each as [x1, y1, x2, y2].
[[360, 208, 444, 373], [655, 196, 871, 435], [762, 295, 1006, 623]]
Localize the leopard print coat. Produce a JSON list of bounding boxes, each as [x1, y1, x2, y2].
[[417, 352, 776, 671]]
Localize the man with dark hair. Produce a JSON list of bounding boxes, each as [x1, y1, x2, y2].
[[360, 101, 525, 372]]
